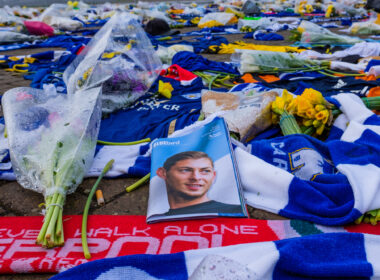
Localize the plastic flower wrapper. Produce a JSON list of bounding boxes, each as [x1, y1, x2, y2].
[[349, 13, 380, 35], [63, 12, 162, 114], [2, 86, 102, 248], [234, 49, 330, 74], [297, 20, 363, 45], [197, 12, 237, 28]]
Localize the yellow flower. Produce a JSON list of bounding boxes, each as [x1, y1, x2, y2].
[[271, 90, 295, 116], [295, 96, 313, 118], [282, 89, 293, 104], [297, 27, 305, 33], [302, 119, 313, 127], [287, 99, 298, 113], [272, 96, 285, 115], [302, 88, 325, 105], [158, 80, 173, 99], [315, 110, 329, 124], [315, 104, 326, 112], [313, 120, 321, 128], [305, 4, 313, 13], [326, 5, 334, 18], [316, 124, 325, 135], [306, 108, 317, 119]]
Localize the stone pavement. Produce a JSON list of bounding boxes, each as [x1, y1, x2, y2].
[[0, 28, 297, 280]]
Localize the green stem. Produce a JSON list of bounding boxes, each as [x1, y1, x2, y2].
[[97, 138, 151, 146], [209, 74, 220, 90], [324, 68, 365, 77], [126, 173, 151, 192], [56, 207, 63, 237], [36, 194, 57, 244], [82, 159, 114, 259], [279, 111, 302, 135], [45, 193, 64, 243], [317, 70, 338, 78], [303, 126, 315, 135], [57, 210, 64, 246], [354, 214, 364, 224]]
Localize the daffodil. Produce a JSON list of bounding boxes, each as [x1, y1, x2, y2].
[[313, 120, 321, 128], [315, 104, 326, 112], [315, 110, 329, 124], [272, 96, 286, 115], [302, 88, 325, 105], [158, 80, 173, 99], [302, 119, 313, 127], [306, 108, 317, 119], [316, 124, 325, 135], [295, 96, 313, 118], [271, 90, 295, 115]]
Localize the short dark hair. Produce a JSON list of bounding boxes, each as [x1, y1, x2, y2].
[[163, 151, 214, 171]]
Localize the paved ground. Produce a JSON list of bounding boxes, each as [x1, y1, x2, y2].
[[0, 23, 356, 279]]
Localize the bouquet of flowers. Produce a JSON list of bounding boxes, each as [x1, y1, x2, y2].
[[236, 50, 330, 74], [271, 88, 380, 137], [63, 12, 162, 114], [292, 20, 363, 44], [2, 86, 102, 247]]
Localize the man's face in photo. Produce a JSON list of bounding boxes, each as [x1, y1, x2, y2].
[[159, 157, 216, 200]]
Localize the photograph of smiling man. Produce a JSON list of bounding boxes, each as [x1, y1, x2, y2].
[[147, 117, 247, 223], [157, 151, 243, 216]]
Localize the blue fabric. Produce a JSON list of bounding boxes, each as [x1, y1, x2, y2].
[[280, 177, 360, 225], [150, 35, 229, 53], [274, 233, 372, 279], [0, 35, 89, 52], [98, 93, 201, 142], [172, 51, 239, 74], [254, 32, 284, 41], [50, 252, 188, 280], [365, 59, 380, 72], [49, 232, 377, 280], [279, 71, 324, 81], [249, 134, 336, 178], [341, 19, 352, 26]]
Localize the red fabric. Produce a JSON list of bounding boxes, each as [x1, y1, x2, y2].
[[0, 215, 378, 274], [24, 21, 55, 37], [160, 64, 198, 85]]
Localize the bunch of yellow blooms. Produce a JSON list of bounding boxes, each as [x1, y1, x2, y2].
[[271, 88, 332, 136]]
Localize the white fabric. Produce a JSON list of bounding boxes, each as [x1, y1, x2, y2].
[[235, 147, 292, 214]]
